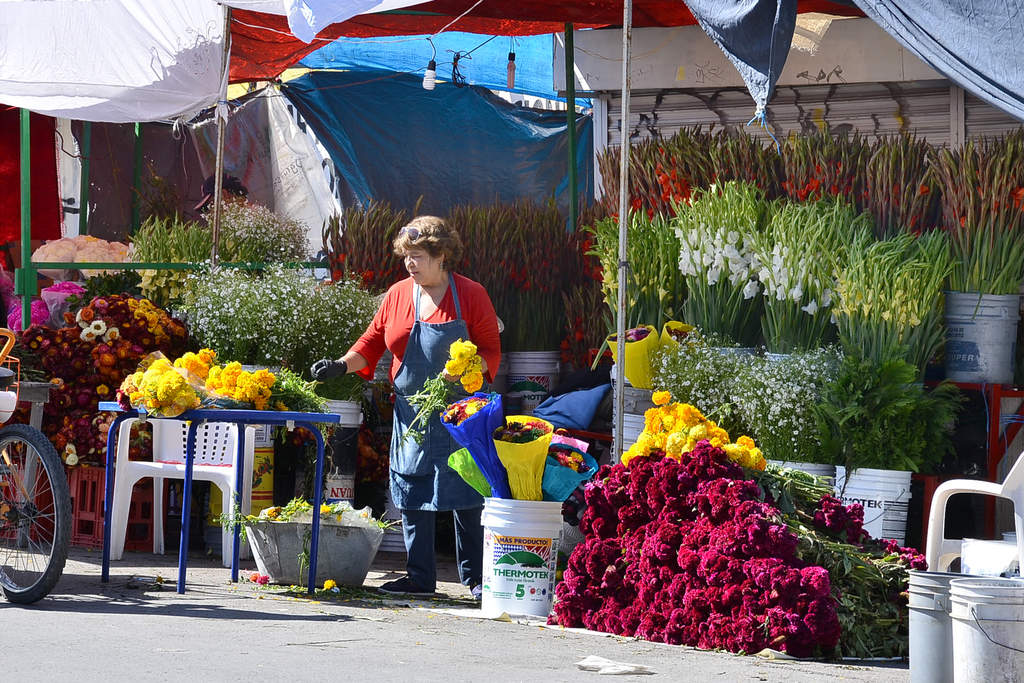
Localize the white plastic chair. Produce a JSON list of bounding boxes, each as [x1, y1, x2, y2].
[[109, 418, 256, 568], [925, 451, 1024, 572]]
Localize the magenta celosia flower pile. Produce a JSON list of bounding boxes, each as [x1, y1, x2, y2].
[[552, 442, 843, 657]]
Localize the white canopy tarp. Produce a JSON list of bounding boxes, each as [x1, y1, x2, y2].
[[0, 0, 227, 123], [0, 0, 425, 123], [222, 1, 424, 43]]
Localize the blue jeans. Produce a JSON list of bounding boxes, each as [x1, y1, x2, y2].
[[401, 506, 483, 591]]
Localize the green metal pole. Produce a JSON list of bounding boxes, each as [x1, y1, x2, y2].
[[79, 121, 92, 236], [131, 121, 143, 233], [18, 109, 33, 330], [565, 23, 578, 233]]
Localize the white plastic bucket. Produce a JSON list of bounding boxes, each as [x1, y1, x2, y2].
[[505, 351, 560, 415], [909, 570, 960, 683], [481, 497, 562, 618], [950, 577, 1024, 682], [944, 291, 1021, 384], [835, 466, 911, 544], [323, 399, 362, 428], [768, 460, 836, 488]]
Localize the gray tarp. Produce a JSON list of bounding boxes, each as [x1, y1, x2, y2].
[[685, 0, 797, 117], [688, 0, 1023, 123], [851, 0, 1024, 121]]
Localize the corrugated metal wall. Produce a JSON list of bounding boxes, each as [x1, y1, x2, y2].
[[602, 80, 1021, 149]]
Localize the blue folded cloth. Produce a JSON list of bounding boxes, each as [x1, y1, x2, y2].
[[533, 383, 610, 430]]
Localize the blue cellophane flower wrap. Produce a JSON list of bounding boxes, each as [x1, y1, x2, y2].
[[542, 448, 598, 502], [441, 392, 512, 499]]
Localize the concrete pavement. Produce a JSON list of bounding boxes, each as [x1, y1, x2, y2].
[[0, 547, 910, 682]]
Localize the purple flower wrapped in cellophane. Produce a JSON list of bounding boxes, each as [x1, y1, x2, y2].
[[441, 392, 511, 499]]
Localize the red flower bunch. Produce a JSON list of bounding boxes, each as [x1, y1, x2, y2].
[[20, 294, 187, 465], [552, 442, 841, 658]]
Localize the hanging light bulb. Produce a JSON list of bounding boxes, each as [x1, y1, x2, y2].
[[506, 51, 516, 90], [423, 36, 437, 91], [423, 59, 437, 90]]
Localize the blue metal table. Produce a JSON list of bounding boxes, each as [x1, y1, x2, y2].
[[98, 402, 340, 594]]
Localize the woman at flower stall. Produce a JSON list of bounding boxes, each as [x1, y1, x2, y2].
[[310, 215, 501, 600]]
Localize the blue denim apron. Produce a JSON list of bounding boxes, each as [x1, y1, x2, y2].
[[390, 274, 485, 511]]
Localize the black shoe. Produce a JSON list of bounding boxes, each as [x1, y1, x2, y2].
[[378, 576, 435, 597]]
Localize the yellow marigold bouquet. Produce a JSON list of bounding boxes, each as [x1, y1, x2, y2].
[[405, 339, 486, 444], [173, 348, 218, 380], [621, 390, 766, 471], [206, 361, 276, 410], [116, 353, 201, 417], [119, 348, 322, 414]]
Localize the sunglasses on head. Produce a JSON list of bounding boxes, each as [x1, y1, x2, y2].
[[398, 226, 421, 240]]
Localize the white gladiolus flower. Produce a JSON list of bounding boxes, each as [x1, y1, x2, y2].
[[724, 244, 741, 260], [727, 230, 739, 245], [743, 280, 760, 299], [707, 267, 721, 286], [789, 286, 803, 302], [801, 300, 819, 315], [821, 289, 833, 307]]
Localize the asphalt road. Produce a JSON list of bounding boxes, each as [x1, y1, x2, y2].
[[0, 548, 910, 683]]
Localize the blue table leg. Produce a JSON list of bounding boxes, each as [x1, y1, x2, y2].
[[177, 420, 200, 594], [231, 421, 246, 583], [101, 412, 136, 583], [302, 421, 325, 594]]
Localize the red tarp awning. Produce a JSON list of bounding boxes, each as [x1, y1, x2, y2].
[[229, 1, 863, 82]]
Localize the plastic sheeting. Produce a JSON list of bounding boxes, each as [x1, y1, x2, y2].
[[190, 91, 341, 252], [300, 32, 559, 101], [223, 0, 423, 43], [281, 69, 592, 215], [686, 0, 797, 117], [0, 1, 226, 123], [852, 0, 1024, 122]]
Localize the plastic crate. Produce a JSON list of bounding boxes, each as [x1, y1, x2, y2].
[[68, 467, 154, 551]]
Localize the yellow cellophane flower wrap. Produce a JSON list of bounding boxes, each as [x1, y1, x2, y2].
[[605, 325, 659, 389], [659, 321, 696, 350], [493, 415, 553, 501], [620, 398, 766, 472]]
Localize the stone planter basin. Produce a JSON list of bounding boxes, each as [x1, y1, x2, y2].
[[246, 520, 383, 587]]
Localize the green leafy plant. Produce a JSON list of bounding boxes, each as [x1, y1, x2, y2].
[[673, 181, 770, 346], [812, 354, 962, 473]]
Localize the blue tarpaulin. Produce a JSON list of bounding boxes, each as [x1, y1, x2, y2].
[[281, 69, 592, 215], [300, 32, 563, 102]]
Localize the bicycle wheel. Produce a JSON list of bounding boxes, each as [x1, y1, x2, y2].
[[0, 424, 70, 603]]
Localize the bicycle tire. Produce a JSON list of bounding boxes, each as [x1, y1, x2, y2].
[[0, 423, 70, 603]]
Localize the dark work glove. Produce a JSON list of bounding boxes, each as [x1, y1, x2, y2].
[[311, 358, 347, 381]]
